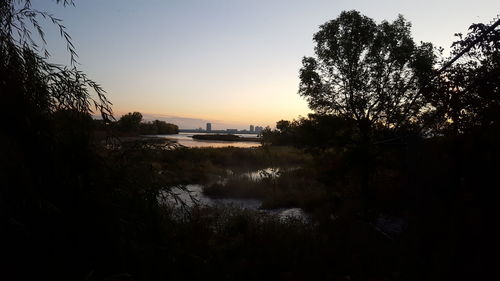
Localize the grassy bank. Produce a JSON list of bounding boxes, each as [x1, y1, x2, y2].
[[202, 167, 330, 212], [127, 145, 314, 186]]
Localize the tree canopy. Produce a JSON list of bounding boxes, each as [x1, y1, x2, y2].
[[299, 10, 436, 140], [117, 112, 179, 134], [426, 22, 500, 135], [118, 111, 143, 131]]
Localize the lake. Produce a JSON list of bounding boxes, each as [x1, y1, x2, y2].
[[147, 132, 261, 148]]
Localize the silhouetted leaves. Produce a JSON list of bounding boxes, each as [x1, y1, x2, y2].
[[425, 20, 500, 135], [299, 10, 437, 142]]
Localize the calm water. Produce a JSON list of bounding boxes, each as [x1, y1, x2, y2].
[[147, 132, 261, 148], [162, 184, 309, 221], [159, 167, 310, 222]]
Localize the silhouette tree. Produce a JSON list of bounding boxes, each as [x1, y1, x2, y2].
[[426, 21, 500, 135], [1, 1, 115, 279], [152, 119, 179, 134], [298, 11, 436, 213], [299, 10, 436, 143], [276, 120, 291, 132], [1, 0, 112, 123], [119, 111, 143, 131], [137, 119, 180, 134]]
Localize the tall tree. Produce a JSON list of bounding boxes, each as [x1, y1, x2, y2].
[[299, 10, 436, 143]]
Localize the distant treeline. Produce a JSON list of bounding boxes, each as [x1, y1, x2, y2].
[[98, 111, 179, 135]]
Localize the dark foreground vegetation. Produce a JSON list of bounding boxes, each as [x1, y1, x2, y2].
[[1, 2, 498, 281]]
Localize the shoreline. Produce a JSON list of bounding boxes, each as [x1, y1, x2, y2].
[[191, 134, 261, 142]]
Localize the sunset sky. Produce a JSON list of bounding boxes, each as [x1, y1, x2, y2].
[[33, 0, 499, 129]]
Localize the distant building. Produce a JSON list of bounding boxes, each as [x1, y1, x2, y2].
[[226, 129, 238, 133], [206, 123, 212, 132], [255, 126, 263, 134], [250, 125, 254, 133]]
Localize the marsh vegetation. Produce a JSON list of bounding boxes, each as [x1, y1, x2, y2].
[[1, 1, 498, 280]]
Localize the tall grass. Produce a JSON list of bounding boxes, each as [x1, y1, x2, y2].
[[202, 167, 331, 213]]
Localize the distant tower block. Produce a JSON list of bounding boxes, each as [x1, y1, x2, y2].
[[206, 123, 212, 132], [250, 125, 254, 133]]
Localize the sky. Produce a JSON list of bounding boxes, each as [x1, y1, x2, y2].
[[32, 0, 500, 129]]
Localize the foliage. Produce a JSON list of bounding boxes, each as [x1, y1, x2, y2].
[[118, 111, 143, 131], [150, 119, 179, 134], [0, 2, 158, 280], [0, 0, 112, 121], [117, 112, 179, 134], [424, 21, 500, 135], [116, 112, 179, 134], [262, 114, 356, 149], [299, 10, 436, 141]]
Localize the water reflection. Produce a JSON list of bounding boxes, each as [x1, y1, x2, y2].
[[166, 184, 262, 210], [145, 132, 261, 148], [160, 184, 309, 222]]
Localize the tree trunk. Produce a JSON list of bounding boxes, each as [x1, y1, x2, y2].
[[358, 118, 375, 216]]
